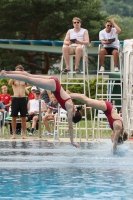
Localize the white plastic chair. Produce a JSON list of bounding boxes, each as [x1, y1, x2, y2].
[[97, 110, 110, 139], [54, 106, 81, 141], [54, 108, 68, 140]]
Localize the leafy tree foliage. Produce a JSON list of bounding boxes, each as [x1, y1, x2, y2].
[[0, 78, 13, 95], [101, 0, 133, 40], [0, 0, 106, 73], [102, 0, 133, 17]]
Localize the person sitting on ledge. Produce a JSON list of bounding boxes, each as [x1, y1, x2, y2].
[[0, 70, 82, 148], [66, 90, 128, 151]]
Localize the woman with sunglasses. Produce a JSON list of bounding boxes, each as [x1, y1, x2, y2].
[[99, 19, 121, 72], [0, 69, 81, 148], [62, 17, 89, 73], [66, 90, 128, 151]]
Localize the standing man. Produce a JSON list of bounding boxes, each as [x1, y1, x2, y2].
[[8, 65, 27, 139], [62, 17, 89, 73], [99, 19, 121, 72]]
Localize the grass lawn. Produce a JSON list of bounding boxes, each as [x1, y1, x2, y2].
[[0, 119, 112, 140]]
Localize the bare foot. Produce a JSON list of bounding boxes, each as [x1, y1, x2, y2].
[[0, 70, 6, 77], [22, 135, 27, 139], [10, 136, 16, 139]]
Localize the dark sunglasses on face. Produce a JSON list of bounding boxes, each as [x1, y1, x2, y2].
[[73, 21, 80, 24], [107, 24, 112, 27]]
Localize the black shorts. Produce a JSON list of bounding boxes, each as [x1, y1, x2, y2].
[[11, 97, 27, 117], [104, 47, 118, 55], [26, 114, 39, 122]]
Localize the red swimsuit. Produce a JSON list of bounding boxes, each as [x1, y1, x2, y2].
[[104, 101, 123, 130], [49, 77, 71, 110]]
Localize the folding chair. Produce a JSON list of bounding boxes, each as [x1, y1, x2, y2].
[[97, 110, 110, 139]]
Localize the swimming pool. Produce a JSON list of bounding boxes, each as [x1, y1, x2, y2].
[[0, 140, 133, 199]]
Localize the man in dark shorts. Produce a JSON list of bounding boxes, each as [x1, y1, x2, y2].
[[8, 65, 27, 139], [99, 19, 121, 72]]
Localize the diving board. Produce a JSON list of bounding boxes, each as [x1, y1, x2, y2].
[[0, 39, 102, 56]]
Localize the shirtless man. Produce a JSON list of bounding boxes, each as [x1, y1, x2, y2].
[[8, 65, 27, 139], [0, 70, 81, 147]]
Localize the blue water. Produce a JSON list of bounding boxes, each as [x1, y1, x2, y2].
[[0, 140, 133, 199]]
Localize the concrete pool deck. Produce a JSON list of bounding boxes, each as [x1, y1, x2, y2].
[[0, 137, 133, 143]]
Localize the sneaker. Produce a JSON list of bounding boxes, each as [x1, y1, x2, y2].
[[114, 67, 119, 72], [44, 132, 53, 136], [29, 132, 33, 136], [99, 66, 105, 72]]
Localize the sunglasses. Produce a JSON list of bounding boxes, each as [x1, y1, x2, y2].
[[73, 21, 80, 24], [107, 24, 112, 27]]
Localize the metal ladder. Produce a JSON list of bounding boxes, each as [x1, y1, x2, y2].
[[93, 43, 123, 139], [59, 45, 93, 141]]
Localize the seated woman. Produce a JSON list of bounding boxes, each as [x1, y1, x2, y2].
[[0, 70, 81, 148], [66, 90, 128, 150]]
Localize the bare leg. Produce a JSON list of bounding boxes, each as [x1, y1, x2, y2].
[[11, 117, 16, 139], [99, 48, 108, 66], [75, 46, 82, 69], [21, 117, 27, 139], [62, 46, 71, 70], [31, 116, 38, 129], [112, 50, 119, 67], [66, 91, 106, 111], [1, 71, 56, 91], [43, 115, 54, 132]]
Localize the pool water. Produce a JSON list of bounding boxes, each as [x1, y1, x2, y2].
[[0, 140, 133, 199]]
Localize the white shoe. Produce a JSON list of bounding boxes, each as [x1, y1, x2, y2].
[[44, 132, 53, 136], [29, 132, 33, 136], [99, 66, 105, 72], [114, 67, 119, 72]]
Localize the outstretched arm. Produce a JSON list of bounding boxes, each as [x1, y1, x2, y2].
[[112, 130, 121, 151], [0, 70, 50, 79], [66, 104, 80, 148], [111, 127, 123, 151]]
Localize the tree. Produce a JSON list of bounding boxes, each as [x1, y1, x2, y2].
[[102, 0, 133, 17], [0, 0, 106, 73]]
